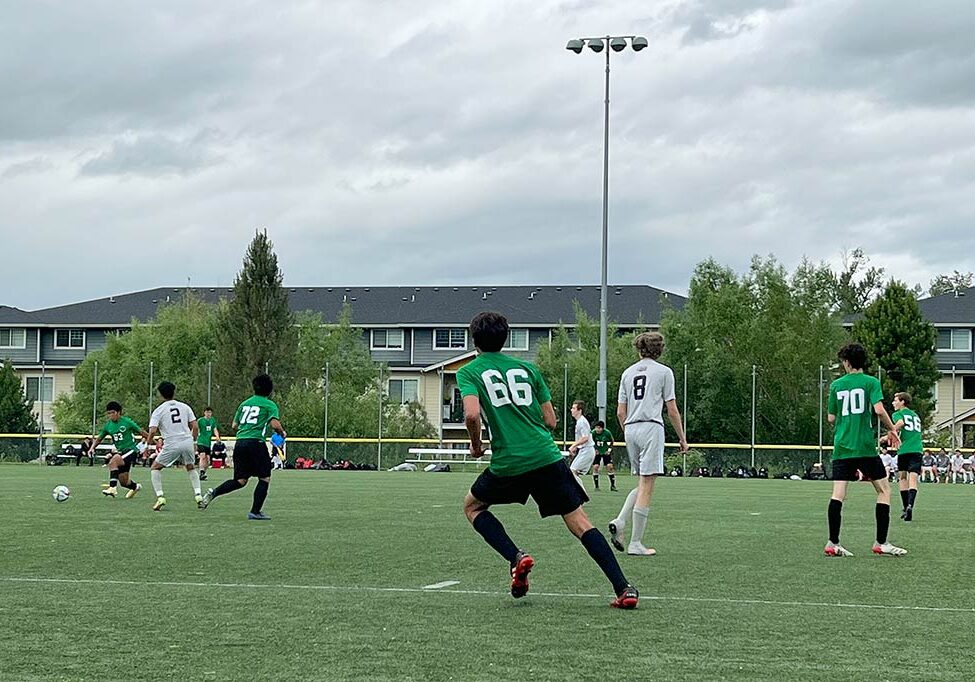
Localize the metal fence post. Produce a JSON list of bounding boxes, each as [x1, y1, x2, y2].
[[562, 363, 568, 447], [377, 366, 384, 470], [818, 364, 824, 465], [38, 361, 46, 460], [92, 361, 99, 434], [322, 363, 329, 461], [439, 367, 445, 448], [750, 364, 757, 468], [207, 360, 213, 406], [952, 366, 957, 450], [682, 362, 688, 474], [148, 361, 154, 422]]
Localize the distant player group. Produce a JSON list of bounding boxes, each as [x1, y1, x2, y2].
[[80, 310, 918, 610]]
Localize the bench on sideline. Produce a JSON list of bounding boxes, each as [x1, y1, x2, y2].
[[405, 448, 492, 467]]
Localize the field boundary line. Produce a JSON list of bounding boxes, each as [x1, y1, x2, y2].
[[3, 577, 973, 614]]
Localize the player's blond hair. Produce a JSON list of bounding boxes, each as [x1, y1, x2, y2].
[[634, 332, 664, 359]]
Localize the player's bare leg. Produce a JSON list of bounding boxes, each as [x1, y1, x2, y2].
[[562, 506, 638, 608], [102, 453, 124, 497], [607, 462, 617, 491], [464, 493, 528, 597], [592, 462, 600, 490], [627, 474, 657, 555], [118, 470, 140, 498], [870, 478, 907, 555], [825, 480, 853, 556]]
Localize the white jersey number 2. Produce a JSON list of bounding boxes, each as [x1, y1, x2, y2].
[[482, 369, 533, 407], [837, 389, 866, 416]]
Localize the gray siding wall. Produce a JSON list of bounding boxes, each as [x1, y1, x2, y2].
[[0, 328, 39, 365], [41, 329, 108, 364], [364, 329, 412, 365], [936, 349, 975, 371], [412, 328, 471, 366]]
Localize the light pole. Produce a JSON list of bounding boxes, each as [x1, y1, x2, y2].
[[566, 34, 648, 423]]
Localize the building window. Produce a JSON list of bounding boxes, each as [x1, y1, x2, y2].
[[388, 378, 419, 404], [502, 329, 529, 351], [434, 329, 467, 350], [371, 329, 404, 350], [54, 329, 86, 349], [963, 376, 975, 401], [26, 376, 54, 402], [963, 423, 975, 448], [937, 328, 972, 352], [0, 328, 26, 349]]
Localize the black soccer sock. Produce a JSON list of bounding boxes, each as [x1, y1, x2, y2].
[[609, 474, 616, 488], [250, 480, 269, 514], [580, 528, 629, 595], [109, 470, 119, 488], [908, 488, 917, 508], [899, 489, 909, 510], [471, 511, 520, 564], [827, 498, 842, 544], [121, 479, 137, 490], [876, 503, 890, 544], [593, 474, 599, 489], [211, 478, 244, 499]]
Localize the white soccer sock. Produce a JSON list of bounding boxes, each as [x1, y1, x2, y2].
[[188, 469, 201, 496], [150, 469, 164, 497], [614, 489, 638, 529], [630, 506, 650, 547]]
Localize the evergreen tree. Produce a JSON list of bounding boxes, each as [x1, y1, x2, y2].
[[852, 281, 941, 425], [0, 360, 38, 434]]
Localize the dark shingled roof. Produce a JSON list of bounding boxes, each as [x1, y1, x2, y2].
[[918, 287, 975, 324], [0, 285, 685, 327]]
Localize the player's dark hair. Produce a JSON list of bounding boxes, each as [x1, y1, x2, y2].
[[204, 406, 213, 412], [635, 332, 665, 359], [106, 401, 122, 413], [253, 373, 273, 397], [157, 381, 176, 400], [895, 391, 911, 406], [572, 400, 586, 412], [594, 420, 605, 428], [469, 311, 508, 352], [837, 343, 867, 370]]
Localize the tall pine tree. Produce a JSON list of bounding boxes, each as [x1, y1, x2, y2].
[[0, 360, 38, 434], [852, 281, 940, 424]]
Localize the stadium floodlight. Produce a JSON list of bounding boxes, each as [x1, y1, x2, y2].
[[565, 34, 646, 423]]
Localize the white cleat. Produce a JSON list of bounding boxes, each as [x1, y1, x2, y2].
[[608, 521, 625, 553], [872, 542, 908, 556], [125, 483, 141, 499], [824, 542, 853, 557], [101, 486, 117, 497], [626, 543, 657, 556]]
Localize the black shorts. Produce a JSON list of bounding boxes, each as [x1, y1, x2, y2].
[[832, 456, 887, 481], [898, 453, 923, 474], [233, 439, 272, 480], [470, 459, 589, 518], [197, 444, 212, 455], [594, 453, 612, 466], [116, 450, 139, 474]]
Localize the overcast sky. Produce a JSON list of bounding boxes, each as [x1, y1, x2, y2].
[[2, 0, 974, 310]]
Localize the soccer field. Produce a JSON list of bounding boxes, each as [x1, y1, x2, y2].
[[1, 466, 972, 682]]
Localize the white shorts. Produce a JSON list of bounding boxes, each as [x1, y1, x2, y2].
[[625, 422, 665, 475], [155, 441, 195, 468], [569, 448, 596, 474]]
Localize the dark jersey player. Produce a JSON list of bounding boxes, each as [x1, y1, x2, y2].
[[591, 421, 617, 491], [200, 374, 284, 520], [458, 312, 638, 609], [825, 343, 907, 557], [890, 392, 923, 522]]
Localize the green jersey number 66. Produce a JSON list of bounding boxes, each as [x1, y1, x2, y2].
[[482, 369, 533, 407]]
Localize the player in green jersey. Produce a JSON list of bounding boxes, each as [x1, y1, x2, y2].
[[200, 374, 285, 520], [890, 392, 923, 521], [195, 407, 221, 481], [825, 343, 907, 557], [459, 312, 638, 609], [87, 401, 149, 499], [591, 421, 617, 491]]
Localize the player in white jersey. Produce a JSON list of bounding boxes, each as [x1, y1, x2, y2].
[[146, 381, 203, 511], [608, 332, 688, 556], [568, 400, 596, 479]]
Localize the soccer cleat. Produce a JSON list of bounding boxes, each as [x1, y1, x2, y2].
[[125, 483, 141, 499], [199, 471, 208, 481], [199, 488, 214, 510], [101, 486, 117, 497], [247, 511, 271, 521], [824, 542, 853, 557], [608, 522, 625, 553], [872, 542, 908, 556], [610, 585, 639, 609], [903, 506, 913, 522], [152, 496, 166, 511], [610, 486, 618, 492], [194, 494, 204, 509], [509, 552, 534, 599], [627, 543, 657, 556]]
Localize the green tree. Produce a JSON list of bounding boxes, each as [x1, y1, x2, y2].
[[214, 230, 298, 403], [852, 281, 941, 425], [0, 361, 39, 460], [928, 270, 973, 297], [830, 248, 885, 314]]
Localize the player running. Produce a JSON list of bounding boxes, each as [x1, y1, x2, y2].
[[195, 407, 220, 481], [825, 343, 907, 557], [146, 382, 203, 511], [568, 401, 596, 480], [609, 332, 688, 557], [891, 392, 923, 521], [88, 402, 149, 499], [592, 421, 617, 491], [200, 373, 284, 520], [459, 312, 639, 609]]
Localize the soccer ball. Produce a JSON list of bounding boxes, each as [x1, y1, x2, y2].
[[52, 485, 71, 502]]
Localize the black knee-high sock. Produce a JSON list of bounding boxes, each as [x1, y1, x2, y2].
[[471, 511, 520, 564], [251, 480, 269, 514], [581, 528, 629, 595], [593, 474, 599, 489], [609, 474, 616, 487], [908, 488, 917, 508], [828, 499, 842, 544], [211, 478, 244, 499], [109, 470, 119, 488], [121, 478, 137, 490], [899, 489, 909, 510], [876, 503, 890, 544]]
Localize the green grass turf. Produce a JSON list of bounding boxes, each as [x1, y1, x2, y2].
[[0, 464, 972, 681]]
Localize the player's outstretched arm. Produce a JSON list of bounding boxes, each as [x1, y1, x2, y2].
[[462, 395, 485, 458], [269, 418, 285, 437], [213, 428, 221, 441], [874, 403, 900, 448], [665, 399, 689, 453]]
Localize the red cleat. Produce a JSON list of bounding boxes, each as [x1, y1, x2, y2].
[[510, 552, 534, 598], [611, 585, 639, 609]]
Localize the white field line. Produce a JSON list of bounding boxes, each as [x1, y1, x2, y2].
[[2, 577, 973, 614], [422, 580, 461, 590]]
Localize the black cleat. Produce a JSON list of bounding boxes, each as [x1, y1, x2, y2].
[[904, 506, 913, 522], [510, 552, 534, 599]]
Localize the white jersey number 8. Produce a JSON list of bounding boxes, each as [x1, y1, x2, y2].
[[837, 388, 866, 416], [482, 369, 534, 407]]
